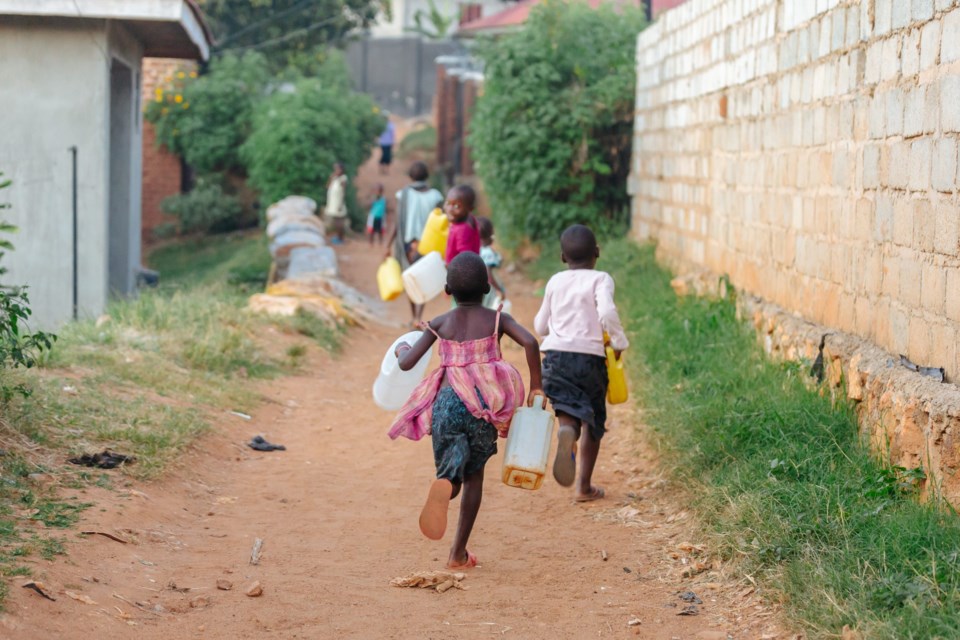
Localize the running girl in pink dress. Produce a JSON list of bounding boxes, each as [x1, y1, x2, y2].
[[389, 252, 543, 569]]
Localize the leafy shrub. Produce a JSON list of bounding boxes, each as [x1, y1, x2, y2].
[[145, 53, 270, 174], [160, 178, 243, 234], [241, 75, 384, 213], [0, 173, 55, 402], [470, 1, 646, 243]]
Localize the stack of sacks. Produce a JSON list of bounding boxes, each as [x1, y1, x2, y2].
[[250, 195, 382, 327], [265, 196, 337, 279]]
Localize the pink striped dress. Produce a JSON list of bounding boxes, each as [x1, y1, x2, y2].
[[387, 310, 525, 441]]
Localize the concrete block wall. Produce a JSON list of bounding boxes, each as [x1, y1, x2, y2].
[[630, 0, 960, 382]]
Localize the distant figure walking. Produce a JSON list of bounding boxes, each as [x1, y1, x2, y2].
[[385, 161, 443, 326], [325, 161, 349, 245], [367, 183, 387, 246], [378, 118, 396, 176]]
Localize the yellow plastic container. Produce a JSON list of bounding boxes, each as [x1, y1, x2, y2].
[[606, 346, 628, 404], [377, 257, 404, 302], [417, 208, 449, 259], [603, 332, 628, 405]]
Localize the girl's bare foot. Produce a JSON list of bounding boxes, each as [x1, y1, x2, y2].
[[446, 549, 478, 569], [419, 479, 453, 540], [574, 486, 605, 502]]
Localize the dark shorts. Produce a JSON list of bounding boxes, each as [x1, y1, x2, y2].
[[370, 217, 383, 233], [542, 351, 608, 441], [380, 144, 393, 165], [431, 387, 498, 483]]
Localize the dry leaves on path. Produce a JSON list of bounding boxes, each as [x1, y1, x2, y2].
[[391, 570, 467, 593]]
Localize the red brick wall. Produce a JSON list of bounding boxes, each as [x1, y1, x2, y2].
[[141, 121, 181, 243], [435, 65, 451, 167], [141, 59, 191, 245], [434, 63, 481, 179], [460, 80, 478, 177]]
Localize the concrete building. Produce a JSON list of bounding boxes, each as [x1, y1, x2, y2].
[[0, 0, 210, 328]]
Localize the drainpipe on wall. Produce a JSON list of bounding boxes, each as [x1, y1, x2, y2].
[[69, 146, 78, 320]]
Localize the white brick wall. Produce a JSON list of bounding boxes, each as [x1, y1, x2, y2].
[[630, 0, 960, 383]]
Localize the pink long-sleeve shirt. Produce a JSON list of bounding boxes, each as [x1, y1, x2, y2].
[[533, 269, 629, 358], [445, 217, 481, 264]]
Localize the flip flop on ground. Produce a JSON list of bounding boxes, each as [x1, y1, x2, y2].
[[574, 486, 605, 503], [553, 426, 577, 487], [419, 478, 453, 540]]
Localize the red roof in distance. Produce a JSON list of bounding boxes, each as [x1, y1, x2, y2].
[[458, 0, 687, 35]]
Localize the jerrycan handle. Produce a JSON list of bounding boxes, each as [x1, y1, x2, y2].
[[531, 395, 545, 410]]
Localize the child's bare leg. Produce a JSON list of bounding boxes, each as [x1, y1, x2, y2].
[[552, 412, 581, 487], [575, 428, 603, 500], [448, 466, 483, 568], [420, 478, 453, 540]]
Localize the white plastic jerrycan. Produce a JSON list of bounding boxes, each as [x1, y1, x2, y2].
[[502, 396, 554, 490], [401, 251, 446, 305], [372, 331, 434, 411]]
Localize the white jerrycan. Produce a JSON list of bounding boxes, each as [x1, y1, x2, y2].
[[372, 331, 434, 411], [401, 251, 446, 304], [501, 396, 554, 490]]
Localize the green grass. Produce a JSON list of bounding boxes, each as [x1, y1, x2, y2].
[[398, 125, 437, 158], [147, 232, 271, 289], [538, 240, 960, 639], [0, 231, 340, 607]]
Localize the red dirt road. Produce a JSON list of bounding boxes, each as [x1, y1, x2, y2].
[[0, 152, 788, 640]]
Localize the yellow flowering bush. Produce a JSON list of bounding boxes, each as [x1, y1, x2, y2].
[[145, 52, 269, 174]]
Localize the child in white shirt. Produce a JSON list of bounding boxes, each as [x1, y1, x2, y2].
[[533, 224, 629, 501]]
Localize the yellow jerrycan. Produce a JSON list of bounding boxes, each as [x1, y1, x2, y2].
[[417, 208, 449, 259], [377, 257, 404, 301], [604, 332, 628, 405]]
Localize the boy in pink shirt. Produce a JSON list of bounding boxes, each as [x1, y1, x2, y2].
[[534, 224, 629, 502], [444, 185, 481, 264]]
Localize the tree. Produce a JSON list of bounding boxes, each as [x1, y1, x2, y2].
[[145, 52, 270, 175], [469, 1, 647, 243], [198, 0, 387, 68], [241, 74, 384, 221], [405, 0, 456, 40]]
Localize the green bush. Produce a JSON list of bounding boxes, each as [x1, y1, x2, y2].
[[145, 53, 270, 174], [0, 173, 55, 402], [470, 1, 646, 243], [241, 76, 384, 214], [160, 178, 243, 234]]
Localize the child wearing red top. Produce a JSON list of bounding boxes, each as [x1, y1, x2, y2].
[[444, 185, 481, 264]]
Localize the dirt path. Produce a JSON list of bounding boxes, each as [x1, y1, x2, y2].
[[1, 153, 790, 640]]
